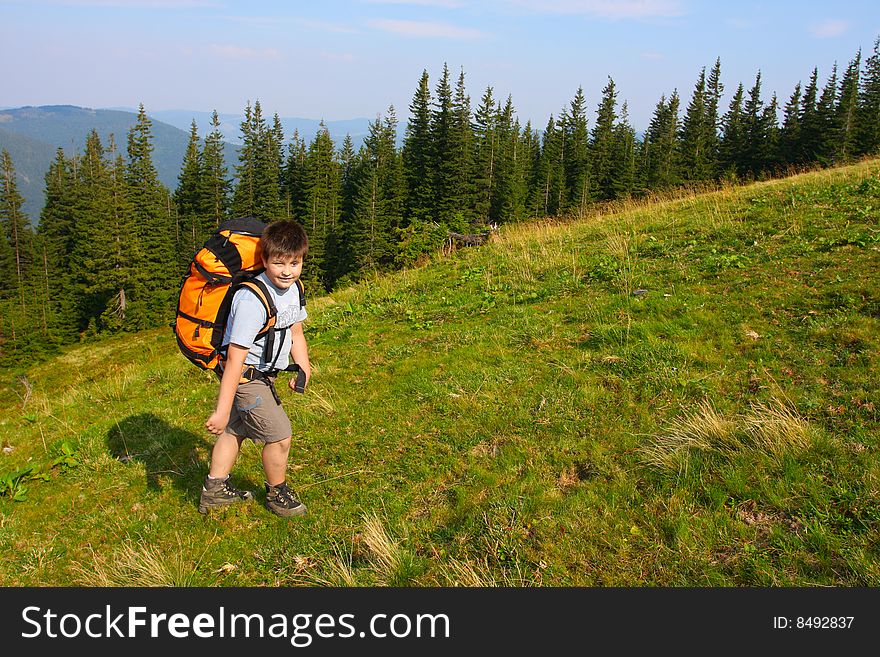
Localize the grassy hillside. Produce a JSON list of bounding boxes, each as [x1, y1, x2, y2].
[[1, 161, 878, 586]]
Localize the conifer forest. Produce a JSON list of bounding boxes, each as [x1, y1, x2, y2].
[[2, 39, 880, 367]]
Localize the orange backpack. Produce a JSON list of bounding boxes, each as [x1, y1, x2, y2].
[[173, 217, 304, 386]]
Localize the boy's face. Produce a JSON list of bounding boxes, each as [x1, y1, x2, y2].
[[262, 252, 303, 290]]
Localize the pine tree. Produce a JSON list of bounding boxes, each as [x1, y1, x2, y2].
[[233, 101, 259, 218], [254, 112, 285, 220], [473, 85, 498, 223], [126, 104, 175, 325], [856, 37, 880, 155], [492, 96, 519, 224], [200, 110, 231, 232], [0, 150, 33, 307], [430, 64, 459, 227], [798, 68, 822, 164], [349, 109, 403, 278], [335, 133, 358, 279], [741, 72, 775, 177], [564, 87, 590, 209], [531, 115, 565, 216], [779, 82, 803, 167], [611, 101, 638, 198], [174, 120, 204, 268], [283, 130, 307, 221], [403, 70, 433, 223], [835, 52, 861, 162], [815, 64, 840, 165], [37, 148, 78, 338], [643, 92, 681, 189], [591, 78, 618, 200], [71, 132, 138, 332], [449, 68, 475, 227], [719, 84, 746, 177], [299, 123, 341, 289], [679, 67, 714, 181], [705, 58, 724, 177]]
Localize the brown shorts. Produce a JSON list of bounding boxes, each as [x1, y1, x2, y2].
[[226, 379, 292, 444]]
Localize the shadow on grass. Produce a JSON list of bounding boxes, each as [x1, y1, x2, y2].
[[105, 413, 259, 509]]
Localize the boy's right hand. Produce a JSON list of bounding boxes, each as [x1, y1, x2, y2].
[[205, 411, 228, 436]]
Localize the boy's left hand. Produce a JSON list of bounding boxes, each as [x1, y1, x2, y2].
[[289, 364, 310, 392]]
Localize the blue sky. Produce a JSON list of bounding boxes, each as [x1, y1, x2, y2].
[[3, 0, 880, 131]]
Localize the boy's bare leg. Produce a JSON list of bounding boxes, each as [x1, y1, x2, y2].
[[261, 436, 291, 486], [208, 431, 245, 479], [262, 436, 306, 517]]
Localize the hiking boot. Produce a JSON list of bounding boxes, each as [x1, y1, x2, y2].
[[198, 475, 253, 514], [265, 481, 307, 517]]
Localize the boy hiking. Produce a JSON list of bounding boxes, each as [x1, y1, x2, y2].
[[201, 220, 311, 518]]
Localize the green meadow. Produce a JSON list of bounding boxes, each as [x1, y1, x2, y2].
[[1, 160, 878, 586]]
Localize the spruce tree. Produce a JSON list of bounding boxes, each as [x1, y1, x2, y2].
[[200, 110, 231, 231], [402, 70, 434, 223], [611, 101, 638, 199], [0, 150, 33, 307], [473, 85, 498, 224], [779, 83, 803, 167], [531, 115, 565, 216], [37, 148, 78, 338], [491, 96, 519, 224], [798, 68, 822, 164], [679, 67, 713, 181], [299, 123, 341, 290], [856, 37, 880, 155], [719, 84, 746, 177], [564, 87, 590, 209], [349, 110, 403, 277], [591, 78, 619, 200], [815, 64, 840, 165], [283, 130, 307, 222], [705, 58, 724, 177], [835, 52, 861, 162], [643, 92, 681, 189], [449, 68, 475, 227], [233, 101, 259, 218], [174, 120, 204, 267], [255, 112, 285, 220], [126, 104, 175, 324], [430, 64, 459, 227], [741, 72, 774, 177]]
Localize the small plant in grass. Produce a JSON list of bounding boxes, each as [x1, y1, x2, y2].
[[0, 466, 46, 502]]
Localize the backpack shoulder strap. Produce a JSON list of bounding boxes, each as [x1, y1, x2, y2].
[[235, 278, 277, 333], [296, 278, 306, 308]]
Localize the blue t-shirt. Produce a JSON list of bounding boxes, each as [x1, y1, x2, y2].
[[222, 272, 307, 371]]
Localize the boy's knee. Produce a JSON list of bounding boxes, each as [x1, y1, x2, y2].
[[268, 436, 291, 450]]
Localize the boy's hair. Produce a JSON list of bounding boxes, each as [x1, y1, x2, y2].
[[261, 220, 308, 260]]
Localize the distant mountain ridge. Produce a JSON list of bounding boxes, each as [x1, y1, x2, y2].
[[0, 105, 377, 222]]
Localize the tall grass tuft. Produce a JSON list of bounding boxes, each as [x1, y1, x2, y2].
[[72, 538, 205, 587], [641, 400, 741, 475], [361, 513, 421, 586], [743, 399, 814, 455], [643, 398, 816, 476]]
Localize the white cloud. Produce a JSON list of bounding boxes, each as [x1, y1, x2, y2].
[[206, 44, 282, 61], [319, 51, 357, 63], [641, 51, 665, 60], [364, 0, 464, 7], [502, 0, 684, 19], [33, 0, 218, 7], [368, 19, 488, 39], [809, 19, 850, 38], [297, 18, 360, 34]]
